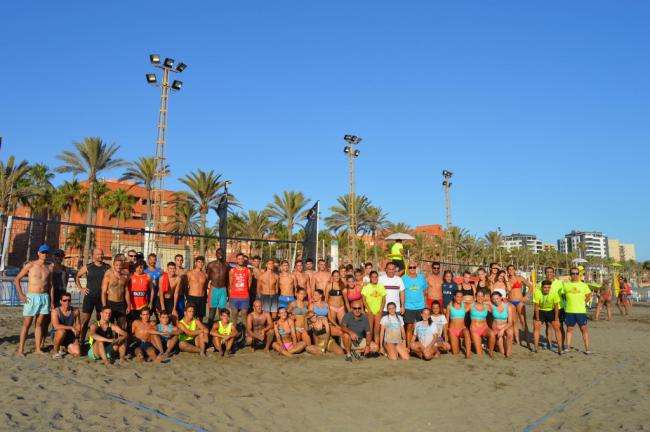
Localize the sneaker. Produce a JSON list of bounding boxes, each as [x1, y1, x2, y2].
[[351, 350, 362, 360], [345, 354, 353, 363], [562, 348, 570, 354], [585, 350, 592, 355], [52, 352, 63, 359]]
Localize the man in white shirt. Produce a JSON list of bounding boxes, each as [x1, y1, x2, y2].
[[378, 262, 405, 315]]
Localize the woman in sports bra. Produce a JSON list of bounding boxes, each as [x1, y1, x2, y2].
[[468, 290, 495, 357], [475, 268, 491, 298], [288, 288, 310, 343], [460, 271, 475, 304], [343, 275, 362, 309], [445, 290, 471, 358], [310, 289, 330, 318], [272, 307, 306, 357], [506, 265, 533, 349], [490, 291, 514, 358], [305, 312, 343, 355], [327, 270, 346, 325]]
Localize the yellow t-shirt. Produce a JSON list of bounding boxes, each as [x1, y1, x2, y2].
[[389, 243, 404, 261], [561, 282, 591, 314], [536, 279, 565, 308], [533, 289, 560, 312], [361, 283, 387, 314]]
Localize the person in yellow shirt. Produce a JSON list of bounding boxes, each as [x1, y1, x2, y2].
[[389, 240, 406, 276], [361, 271, 387, 343], [533, 280, 562, 355], [538, 267, 567, 351], [560, 267, 592, 354]]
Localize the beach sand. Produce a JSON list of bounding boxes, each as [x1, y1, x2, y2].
[[1, 305, 649, 432]]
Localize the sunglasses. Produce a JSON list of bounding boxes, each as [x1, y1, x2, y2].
[[570, 272, 580, 276], [352, 307, 362, 311], [408, 266, 417, 269], [38, 251, 49, 254]]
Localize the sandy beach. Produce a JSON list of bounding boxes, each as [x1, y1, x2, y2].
[[1, 304, 649, 432]]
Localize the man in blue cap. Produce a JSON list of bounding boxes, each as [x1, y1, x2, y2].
[[15, 244, 54, 356]]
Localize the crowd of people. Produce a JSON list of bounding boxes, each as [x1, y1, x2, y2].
[[14, 243, 613, 364]]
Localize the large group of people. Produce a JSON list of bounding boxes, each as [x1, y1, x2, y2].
[[14, 243, 611, 364]]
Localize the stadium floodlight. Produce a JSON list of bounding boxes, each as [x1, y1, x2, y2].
[[343, 146, 350, 154], [171, 80, 183, 91], [163, 57, 174, 68], [146, 73, 157, 84], [150, 54, 160, 65], [175, 62, 187, 72]]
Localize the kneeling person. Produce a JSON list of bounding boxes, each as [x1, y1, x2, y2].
[[51, 292, 81, 358], [131, 307, 161, 362], [88, 307, 127, 365], [341, 300, 379, 362]]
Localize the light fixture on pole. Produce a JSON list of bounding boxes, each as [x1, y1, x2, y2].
[[343, 134, 362, 265], [442, 170, 453, 228], [146, 53, 187, 251]]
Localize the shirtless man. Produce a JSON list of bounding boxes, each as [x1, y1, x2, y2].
[[257, 259, 279, 318], [425, 261, 443, 310], [185, 256, 208, 321], [304, 258, 316, 299], [246, 299, 274, 352], [101, 255, 131, 330], [229, 253, 252, 326], [293, 261, 309, 292], [174, 254, 187, 316], [51, 292, 81, 358], [15, 245, 53, 356], [131, 307, 161, 362], [278, 260, 297, 311], [311, 259, 331, 300], [206, 248, 230, 325], [158, 262, 181, 319], [250, 255, 263, 301]]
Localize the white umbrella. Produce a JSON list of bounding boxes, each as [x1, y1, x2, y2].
[[384, 232, 415, 241], [571, 258, 588, 264]]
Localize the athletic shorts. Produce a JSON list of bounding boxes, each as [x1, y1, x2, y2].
[[51, 329, 76, 346], [403, 309, 423, 324], [88, 343, 113, 360], [558, 308, 565, 322], [260, 294, 279, 313], [392, 259, 405, 272], [162, 297, 175, 314], [107, 300, 127, 321], [23, 293, 50, 316], [564, 313, 587, 327], [186, 295, 206, 319], [537, 310, 557, 324], [82, 292, 102, 315], [230, 298, 250, 311], [209, 287, 227, 309], [278, 295, 295, 310]]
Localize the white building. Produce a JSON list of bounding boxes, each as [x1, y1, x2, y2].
[[558, 231, 609, 259], [502, 233, 544, 254]]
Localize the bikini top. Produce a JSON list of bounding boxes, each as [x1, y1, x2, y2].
[[292, 302, 308, 315], [329, 288, 343, 297], [492, 303, 508, 320], [470, 304, 488, 320], [347, 288, 362, 301], [461, 285, 474, 296], [510, 279, 522, 290], [311, 323, 327, 336], [449, 303, 466, 320], [277, 321, 290, 336], [313, 302, 328, 317]]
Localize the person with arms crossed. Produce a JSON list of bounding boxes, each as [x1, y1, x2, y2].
[[532, 280, 563, 355], [76, 248, 110, 346], [50, 291, 81, 358], [229, 253, 252, 326], [562, 268, 592, 354]]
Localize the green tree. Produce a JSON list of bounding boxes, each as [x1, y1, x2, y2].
[[0, 156, 32, 215], [324, 194, 371, 235], [56, 137, 126, 264], [52, 180, 83, 251], [361, 205, 389, 265], [24, 164, 55, 261], [483, 230, 504, 263], [120, 156, 169, 229], [169, 195, 200, 260], [178, 169, 229, 256], [102, 188, 137, 253], [266, 191, 311, 242]]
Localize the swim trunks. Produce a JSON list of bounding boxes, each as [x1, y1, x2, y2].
[[209, 287, 227, 310], [278, 295, 295, 310], [186, 295, 206, 319], [107, 300, 127, 321], [260, 294, 279, 313], [23, 293, 50, 316]]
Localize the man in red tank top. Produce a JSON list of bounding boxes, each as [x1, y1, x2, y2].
[[128, 261, 153, 321], [229, 253, 252, 326]]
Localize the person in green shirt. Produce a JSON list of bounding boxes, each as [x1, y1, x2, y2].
[[389, 240, 406, 276], [361, 270, 387, 343], [560, 267, 592, 354], [538, 267, 567, 351], [532, 280, 562, 355]]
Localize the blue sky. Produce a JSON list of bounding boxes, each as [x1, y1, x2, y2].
[[1, 1, 648, 260]]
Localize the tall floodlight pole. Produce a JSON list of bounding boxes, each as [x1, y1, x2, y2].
[[442, 170, 453, 228], [146, 54, 187, 250], [343, 135, 362, 266]]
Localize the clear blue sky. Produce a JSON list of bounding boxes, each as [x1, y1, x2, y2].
[[1, 1, 648, 260]]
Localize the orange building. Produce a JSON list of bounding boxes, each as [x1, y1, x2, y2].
[[414, 224, 444, 237]]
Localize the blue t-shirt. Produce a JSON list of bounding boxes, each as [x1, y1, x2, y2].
[[145, 267, 163, 298], [402, 274, 427, 310], [442, 281, 458, 308]]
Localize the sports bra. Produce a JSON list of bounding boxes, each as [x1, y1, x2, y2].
[[470, 304, 488, 320], [347, 288, 362, 302], [449, 303, 466, 320], [329, 288, 343, 297], [292, 302, 308, 316], [313, 302, 328, 317], [461, 285, 474, 296], [311, 323, 327, 336], [492, 304, 508, 320]]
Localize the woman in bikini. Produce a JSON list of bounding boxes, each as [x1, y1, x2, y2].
[[490, 291, 514, 357], [492, 270, 509, 298], [343, 275, 362, 311], [288, 288, 310, 343], [305, 311, 343, 355], [459, 270, 475, 304], [467, 290, 495, 357], [506, 265, 533, 349], [272, 307, 306, 357], [309, 289, 330, 319], [379, 302, 409, 360], [327, 270, 346, 325], [445, 290, 471, 358], [595, 280, 612, 321]]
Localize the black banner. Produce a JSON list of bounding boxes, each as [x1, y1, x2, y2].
[[302, 201, 319, 264], [217, 193, 228, 255]]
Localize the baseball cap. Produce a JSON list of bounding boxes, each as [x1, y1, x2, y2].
[[38, 245, 50, 254]]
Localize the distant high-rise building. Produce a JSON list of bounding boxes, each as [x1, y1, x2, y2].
[[558, 230, 608, 259], [608, 239, 636, 261], [502, 233, 544, 254]]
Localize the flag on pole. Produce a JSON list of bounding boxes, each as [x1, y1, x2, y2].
[[217, 193, 228, 256], [302, 201, 319, 264]]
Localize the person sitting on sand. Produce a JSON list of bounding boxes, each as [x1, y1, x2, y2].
[[411, 307, 447, 360], [379, 302, 409, 361], [446, 291, 471, 358], [150, 310, 180, 360], [210, 309, 240, 356], [131, 307, 161, 362], [272, 307, 306, 357], [341, 300, 379, 362], [533, 280, 562, 355], [50, 292, 81, 358], [246, 300, 274, 352], [288, 288, 310, 343], [305, 311, 343, 355], [562, 268, 592, 354], [88, 307, 128, 365], [177, 303, 209, 356]]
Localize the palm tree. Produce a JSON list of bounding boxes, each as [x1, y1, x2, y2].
[[24, 164, 55, 261], [0, 156, 32, 215], [387, 221, 413, 234], [178, 169, 229, 256], [266, 191, 311, 242], [169, 195, 200, 260], [120, 156, 168, 229], [361, 205, 389, 265], [102, 188, 137, 253], [483, 230, 503, 263], [67, 227, 94, 267], [231, 210, 272, 256], [56, 137, 126, 264], [324, 194, 371, 234], [52, 180, 83, 251]]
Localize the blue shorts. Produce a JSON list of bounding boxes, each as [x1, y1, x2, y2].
[[209, 287, 227, 309], [565, 313, 588, 327], [278, 295, 295, 310], [23, 293, 51, 316], [230, 298, 249, 311]]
